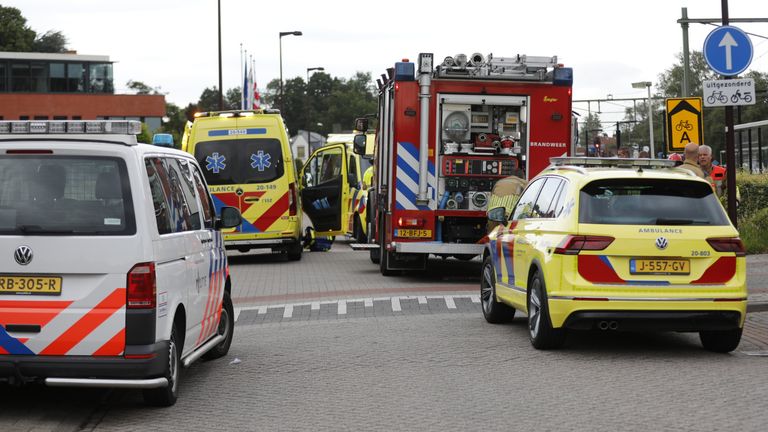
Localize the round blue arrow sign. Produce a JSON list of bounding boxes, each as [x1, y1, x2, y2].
[[703, 25, 753, 76]]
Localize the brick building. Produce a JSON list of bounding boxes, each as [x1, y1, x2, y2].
[[0, 51, 165, 131]]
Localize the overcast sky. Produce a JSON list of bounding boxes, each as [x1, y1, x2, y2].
[[5, 0, 768, 126]]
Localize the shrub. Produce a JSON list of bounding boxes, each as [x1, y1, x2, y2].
[[740, 208, 768, 254]]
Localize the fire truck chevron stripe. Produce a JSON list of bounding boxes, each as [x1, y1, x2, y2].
[[395, 142, 435, 210], [40, 288, 126, 356]]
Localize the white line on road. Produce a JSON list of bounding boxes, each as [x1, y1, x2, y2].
[[338, 300, 347, 315], [445, 296, 456, 309], [417, 296, 427, 304], [470, 294, 480, 303], [283, 304, 293, 319], [311, 302, 320, 311], [391, 297, 402, 312], [364, 298, 373, 307]]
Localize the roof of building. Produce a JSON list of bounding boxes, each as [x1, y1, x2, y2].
[[0, 51, 111, 63]]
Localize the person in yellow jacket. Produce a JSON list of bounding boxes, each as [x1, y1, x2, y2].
[[363, 166, 374, 188]]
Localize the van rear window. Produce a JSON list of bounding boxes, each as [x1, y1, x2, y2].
[[195, 139, 284, 185], [579, 178, 730, 226], [0, 156, 135, 235]]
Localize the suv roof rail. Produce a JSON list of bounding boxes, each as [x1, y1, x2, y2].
[[549, 157, 677, 169]]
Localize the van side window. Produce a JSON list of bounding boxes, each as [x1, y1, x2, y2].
[[191, 164, 214, 228], [145, 158, 173, 235], [164, 158, 197, 231], [174, 159, 203, 231]]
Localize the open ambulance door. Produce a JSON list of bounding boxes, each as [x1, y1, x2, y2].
[[300, 143, 348, 236]]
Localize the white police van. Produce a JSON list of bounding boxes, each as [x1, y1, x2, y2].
[[0, 120, 241, 406]]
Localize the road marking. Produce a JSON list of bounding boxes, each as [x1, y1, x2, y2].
[[470, 294, 480, 303], [391, 297, 402, 312], [311, 302, 320, 311], [283, 304, 293, 319], [417, 296, 427, 304], [445, 296, 456, 309], [364, 298, 373, 307], [338, 300, 347, 315], [258, 306, 267, 315]]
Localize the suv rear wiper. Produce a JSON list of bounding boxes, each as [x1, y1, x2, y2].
[[655, 218, 705, 225]]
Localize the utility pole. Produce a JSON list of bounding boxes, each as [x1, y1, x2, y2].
[[217, 0, 223, 110], [722, 0, 737, 226]]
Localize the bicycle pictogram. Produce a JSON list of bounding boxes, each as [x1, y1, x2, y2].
[[731, 89, 753, 103], [675, 120, 694, 132], [706, 91, 728, 105]]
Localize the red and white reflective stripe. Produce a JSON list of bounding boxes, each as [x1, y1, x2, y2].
[[23, 287, 125, 354], [39, 288, 126, 356]]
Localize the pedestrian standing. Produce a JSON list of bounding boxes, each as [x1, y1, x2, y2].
[[698, 144, 726, 196], [679, 142, 705, 178]]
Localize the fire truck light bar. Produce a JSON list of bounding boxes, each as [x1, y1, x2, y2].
[[0, 120, 142, 135], [549, 157, 677, 169]]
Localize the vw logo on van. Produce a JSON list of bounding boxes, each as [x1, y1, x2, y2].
[[14, 245, 33, 265], [655, 237, 669, 250]]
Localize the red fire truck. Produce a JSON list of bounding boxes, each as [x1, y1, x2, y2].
[[350, 53, 574, 275]]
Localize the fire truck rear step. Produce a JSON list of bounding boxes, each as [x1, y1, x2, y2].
[[350, 243, 379, 250]]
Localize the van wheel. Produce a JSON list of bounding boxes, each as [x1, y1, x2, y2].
[[202, 291, 235, 360], [287, 242, 302, 261], [528, 271, 565, 350], [480, 256, 516, 323], [143, 326, 180, 407], [699, 328, 742, 353]]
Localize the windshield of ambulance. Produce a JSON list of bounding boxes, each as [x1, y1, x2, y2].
[[195, 138, 284, 185], [0, 156, 135, 235], [578, 178, 730, 226]]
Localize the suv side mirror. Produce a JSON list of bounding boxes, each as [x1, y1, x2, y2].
[[217, 206, 241, 229], [352, 134, 367, 155], [487, 206, 507, 223], [354, 117, 369, 132]]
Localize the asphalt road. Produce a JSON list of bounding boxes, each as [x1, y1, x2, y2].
[[2, 243, 767, 431]]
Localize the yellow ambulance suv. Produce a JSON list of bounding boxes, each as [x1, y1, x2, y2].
[[183, 110, 303, 260], [481, 157, 747, 352]]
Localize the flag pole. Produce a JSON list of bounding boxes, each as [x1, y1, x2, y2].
[[239, 43, 243, 110]]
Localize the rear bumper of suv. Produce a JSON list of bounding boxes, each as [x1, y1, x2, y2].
[[0, 341, 169, 388], [549, 298, 747, 330], [562, 310, 743, 332]]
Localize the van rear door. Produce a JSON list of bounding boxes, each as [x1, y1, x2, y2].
[[0, 150, 137, 357]]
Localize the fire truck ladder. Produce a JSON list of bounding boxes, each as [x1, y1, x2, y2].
[[436, 54, 559, 81]]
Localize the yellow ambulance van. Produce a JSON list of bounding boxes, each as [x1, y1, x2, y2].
[[183, 110, 303, 260]]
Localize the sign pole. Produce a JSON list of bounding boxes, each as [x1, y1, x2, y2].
[[721, 0, 738, 227]]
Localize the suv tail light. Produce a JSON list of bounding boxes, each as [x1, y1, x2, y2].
[[554, 235, 614, 255], [288, 183, 298, 216], [127, 262, 156, 309], [707, 237, 746, 257]]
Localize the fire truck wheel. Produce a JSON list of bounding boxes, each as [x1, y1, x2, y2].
[[202, 290, 235, 360], [480, 256, 516, 324], [379, 236, 398, 276], [370, 247, 380, 263], [143, 325, 181, 407]]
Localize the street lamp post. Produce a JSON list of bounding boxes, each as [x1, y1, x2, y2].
[[632, 81, 654, 158], [279, 31, 302, 113], [306, 66, 324, 152]]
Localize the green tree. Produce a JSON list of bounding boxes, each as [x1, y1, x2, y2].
[[0, 6, 35, 51], [32, 30, 67, 52], [195, 86, 241, 112], [263, 71, 377, 136], [126, 80, 163, 95], [225, 87, 241, 110]]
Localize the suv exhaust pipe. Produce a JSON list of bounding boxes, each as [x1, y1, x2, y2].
[[598, 320, 619, 331]]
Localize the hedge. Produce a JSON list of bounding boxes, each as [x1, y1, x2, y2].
[[735, 172, 768, 254]]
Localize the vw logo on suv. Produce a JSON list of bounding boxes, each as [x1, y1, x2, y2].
[[14, 245, 33, 265], [655, 237, 669, 250]]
